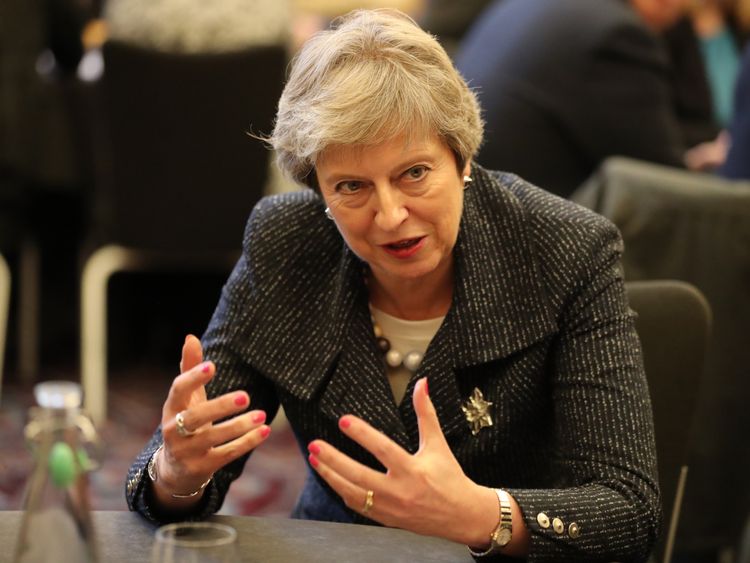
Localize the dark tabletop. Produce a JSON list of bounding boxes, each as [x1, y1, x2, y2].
[[0, 510, 474, 562]]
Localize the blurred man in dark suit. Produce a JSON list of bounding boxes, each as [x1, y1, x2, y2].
[[456, 0, 689, 197]]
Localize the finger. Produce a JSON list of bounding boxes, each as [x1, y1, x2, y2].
[[336, 415, 411, 470], [201, 410, 267, 448], [412, 378, 446, 450], [178, 390, 251, 430], [165, 361, 215, 414], [179, 334, 203, 373], [308, 452, 377, 519], [307, 440, 387, 491], [210, 424, 272, 467]]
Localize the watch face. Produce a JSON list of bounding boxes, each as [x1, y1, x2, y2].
[[495, 528, 512, 547]]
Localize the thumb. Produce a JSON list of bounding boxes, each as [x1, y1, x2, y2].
[[180, 334, 204, 373], [413, 378, 446, 451]]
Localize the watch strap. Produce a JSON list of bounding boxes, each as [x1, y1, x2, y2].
[[468, 489, 513, 557]]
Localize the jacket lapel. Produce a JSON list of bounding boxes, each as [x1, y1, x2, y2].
[[318, 294, 411, 450], [399, 167, 558, 444], [245, 214, 410, 448]]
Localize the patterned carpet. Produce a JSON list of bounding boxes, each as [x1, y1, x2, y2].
[[0, 366, 306, 517]]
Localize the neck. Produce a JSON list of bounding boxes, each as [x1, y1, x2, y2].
[[367, 262, 454, 320]]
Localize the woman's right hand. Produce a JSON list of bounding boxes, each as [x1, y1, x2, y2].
[[152, 334, 271, 505]]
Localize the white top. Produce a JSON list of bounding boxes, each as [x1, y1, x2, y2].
[[104, 0, 291, 54], [369, 305, 445, 405]]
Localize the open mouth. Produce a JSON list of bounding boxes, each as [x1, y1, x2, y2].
[[384, 237, 423, 250], [381, 236, 426, 258]]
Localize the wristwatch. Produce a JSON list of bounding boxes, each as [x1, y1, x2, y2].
[[468, 489, 513, 557]]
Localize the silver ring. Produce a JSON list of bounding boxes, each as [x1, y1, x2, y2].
[[175, 411, 196, 437]]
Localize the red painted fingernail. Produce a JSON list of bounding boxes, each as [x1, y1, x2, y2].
[[308, 454, 319, 468], [234, 394, 248, 407], [201, 362, 211, 374], [260, 426, 271, 438], [339, 417, 351, 430], [308, 443, 320, 455], [424, 378, 429, 396], [252, 411, 266, 424]]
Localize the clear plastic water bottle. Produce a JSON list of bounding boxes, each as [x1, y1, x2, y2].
[[13, 381, 101, 563]]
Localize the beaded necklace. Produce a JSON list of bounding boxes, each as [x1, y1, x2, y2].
[[371, 317, 425, 373]]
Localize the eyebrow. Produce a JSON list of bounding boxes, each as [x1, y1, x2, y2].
[[319, 150, 438, 186]]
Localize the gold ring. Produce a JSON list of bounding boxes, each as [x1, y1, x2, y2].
[[175, 411, 196, 437], [362, 489, 374, 515]]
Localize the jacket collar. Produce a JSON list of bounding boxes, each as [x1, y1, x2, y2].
[[447, 166, 557, 366], [248, 166, 557, 447]]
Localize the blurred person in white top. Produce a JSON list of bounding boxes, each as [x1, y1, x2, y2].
[[103, 0, 290, 53]]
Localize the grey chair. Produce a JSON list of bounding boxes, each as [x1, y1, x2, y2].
[[81, 41, 286, 423], [575, 158, 750, 556], [0, 251, 10, 401], [625, 280, 711, 563]]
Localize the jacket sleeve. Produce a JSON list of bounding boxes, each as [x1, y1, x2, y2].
[[508, 221, 661, 562], [125, 212, 281, 524]]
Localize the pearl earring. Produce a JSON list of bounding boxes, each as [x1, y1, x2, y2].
[[463, 176, 473, 189]]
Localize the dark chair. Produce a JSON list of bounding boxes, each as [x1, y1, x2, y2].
[[626, 281, 711, 563], [575, 157, 750, 556], [80, 41, 286, 423]]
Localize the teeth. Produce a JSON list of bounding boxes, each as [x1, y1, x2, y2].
[[390, 240, 412, 249]]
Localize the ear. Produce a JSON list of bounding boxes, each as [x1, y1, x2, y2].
[[462, 158, 472, 178]]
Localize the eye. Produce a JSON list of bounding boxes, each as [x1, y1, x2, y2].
[[335, 180, 364, 194], [404, 165, 429, 181]]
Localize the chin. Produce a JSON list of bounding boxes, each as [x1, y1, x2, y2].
[[385, 260, 443, 282]]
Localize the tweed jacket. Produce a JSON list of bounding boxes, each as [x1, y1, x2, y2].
[[126, 166, 661, 562]]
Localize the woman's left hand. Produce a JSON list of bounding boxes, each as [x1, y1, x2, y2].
[[308, 378, 497, 546]]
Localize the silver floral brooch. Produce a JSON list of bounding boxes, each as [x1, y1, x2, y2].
[[462, 387, 493, 436]]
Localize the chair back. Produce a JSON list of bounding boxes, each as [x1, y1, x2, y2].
[[573, 158, 750, 554], [94, 41, 286, 252], [626, 280, 711, 563]]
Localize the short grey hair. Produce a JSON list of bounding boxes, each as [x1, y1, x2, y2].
[[267, 9, 484, 189]]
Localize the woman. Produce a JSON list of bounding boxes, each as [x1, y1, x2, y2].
[[126, 9, 660, 561]]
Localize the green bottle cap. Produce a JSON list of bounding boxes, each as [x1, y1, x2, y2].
[[49, 442, 77, 488]]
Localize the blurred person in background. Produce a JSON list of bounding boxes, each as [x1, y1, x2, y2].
[[455, 0, 694, 198], [688, 0, 749, 127], [681, 0, 750, 170], [418, 0, 492, 55], [103, 0, 290, 53], [720, 43, 750, 178], [126, 9, 661, 561]]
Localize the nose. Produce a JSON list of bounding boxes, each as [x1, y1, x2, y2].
[[373, 185, 408, 231]]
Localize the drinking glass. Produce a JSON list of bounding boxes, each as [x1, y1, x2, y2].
[[151, 522, 238, 563]]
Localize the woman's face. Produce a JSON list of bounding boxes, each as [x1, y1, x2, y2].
[[316, 134, 469, 289]]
